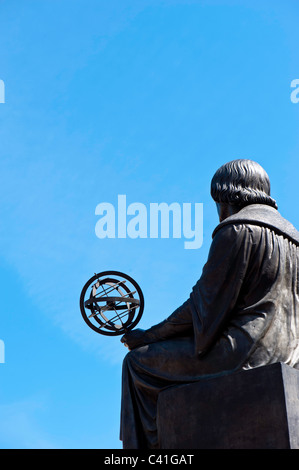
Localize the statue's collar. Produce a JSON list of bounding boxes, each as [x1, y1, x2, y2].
[[212, 204, 299, 246]]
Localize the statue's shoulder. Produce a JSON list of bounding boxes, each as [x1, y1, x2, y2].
[[212, 204, 299, 246]]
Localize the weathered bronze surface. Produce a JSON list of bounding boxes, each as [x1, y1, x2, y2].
[[120, 159, 299, 449]]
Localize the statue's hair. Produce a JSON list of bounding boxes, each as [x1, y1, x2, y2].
[[210, 159, 278, 209]]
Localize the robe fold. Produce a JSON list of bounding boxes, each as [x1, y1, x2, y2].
[[120, 204, 299, 449]]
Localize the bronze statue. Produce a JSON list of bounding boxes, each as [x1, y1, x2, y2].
[[120, 159, 299, 449]]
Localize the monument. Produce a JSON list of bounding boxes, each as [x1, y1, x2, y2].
[[119, 159, 299, 449]]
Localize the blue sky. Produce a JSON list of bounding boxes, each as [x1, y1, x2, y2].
[[0, 0, 298, 449]]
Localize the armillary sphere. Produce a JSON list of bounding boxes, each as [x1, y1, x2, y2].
[[80, 271, 144, 336]]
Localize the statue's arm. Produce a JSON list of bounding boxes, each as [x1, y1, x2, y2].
[[121, 300, 193, 350], [121, 224, 253, 351], [190, 223, 253, 355]]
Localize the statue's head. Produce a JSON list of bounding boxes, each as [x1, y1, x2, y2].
[[210, 159, 278, 222]]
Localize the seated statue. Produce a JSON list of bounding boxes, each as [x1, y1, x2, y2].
[[119, 159, 299, 449]]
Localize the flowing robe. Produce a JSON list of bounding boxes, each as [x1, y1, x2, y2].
[[120, 204, 299, 449]]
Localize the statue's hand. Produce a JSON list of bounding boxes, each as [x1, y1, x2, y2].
[[121, 328, 147, 350]]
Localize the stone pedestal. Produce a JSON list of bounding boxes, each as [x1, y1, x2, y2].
[[157, 362, 299, 449]]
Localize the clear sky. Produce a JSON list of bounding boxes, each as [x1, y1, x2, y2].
[[0, 0, 298, 449]]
